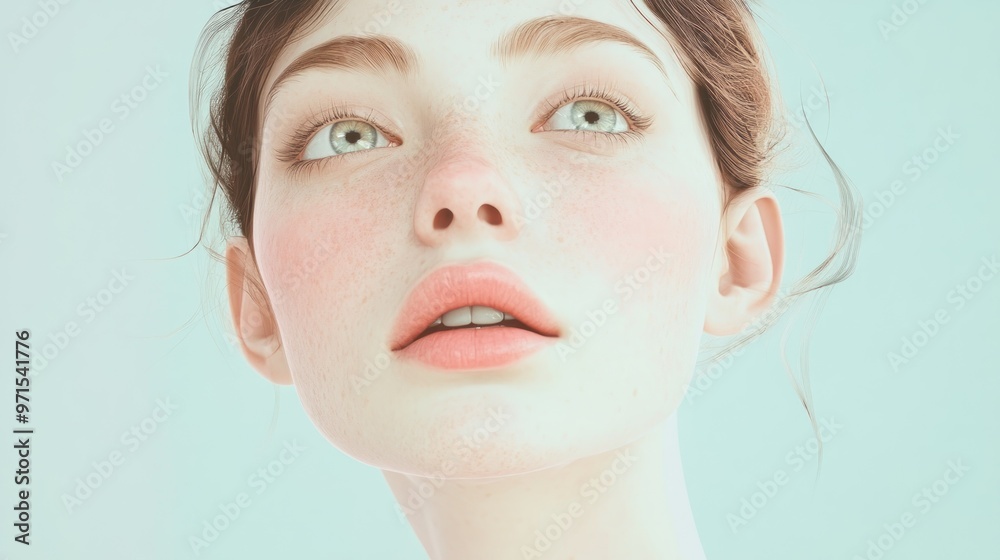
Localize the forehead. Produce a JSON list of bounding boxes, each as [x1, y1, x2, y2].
[[261, 0, 690, 100]]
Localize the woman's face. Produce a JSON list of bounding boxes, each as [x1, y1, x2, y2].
[[250, 0, 724, 476]]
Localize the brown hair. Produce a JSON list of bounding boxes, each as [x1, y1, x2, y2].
[[190, 0, 861, 446]]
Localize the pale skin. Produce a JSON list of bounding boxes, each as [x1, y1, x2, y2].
[[224, 1, 783, 558]]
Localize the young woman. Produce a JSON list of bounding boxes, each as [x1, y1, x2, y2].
[[190, 1, 858, 557]]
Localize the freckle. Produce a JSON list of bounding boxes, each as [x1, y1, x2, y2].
[[557, 236, 565, 243]]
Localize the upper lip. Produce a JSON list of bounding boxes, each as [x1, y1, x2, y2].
[[390, 262, 561, 351]]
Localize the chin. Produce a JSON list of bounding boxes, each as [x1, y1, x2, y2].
[[376, 400, 662, 479]]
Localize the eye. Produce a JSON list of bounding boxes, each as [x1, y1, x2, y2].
[[302, 119, 392, 160], [542, 99, 629, 133]]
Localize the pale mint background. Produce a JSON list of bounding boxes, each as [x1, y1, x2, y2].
[[1, 1, 997, 559]]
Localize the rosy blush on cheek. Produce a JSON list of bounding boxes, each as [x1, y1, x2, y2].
[[548, 166, 719, 290], [252, 187, 398, 334]]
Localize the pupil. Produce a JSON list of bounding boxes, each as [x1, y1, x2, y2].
[[345, 130, 361, 144], [584, 111, 600, 124]]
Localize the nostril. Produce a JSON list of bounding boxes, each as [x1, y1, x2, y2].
[[434, 208, 454, 230], [478, 204, 502, 226]]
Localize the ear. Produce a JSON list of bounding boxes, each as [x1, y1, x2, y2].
[[225, 236, 293, 385], [704, 190, 785, 336]]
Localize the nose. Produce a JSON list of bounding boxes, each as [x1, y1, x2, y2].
[[413, 155, 522, 246]]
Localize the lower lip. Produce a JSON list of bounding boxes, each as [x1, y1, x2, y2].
[[396, 326, 556, 370]]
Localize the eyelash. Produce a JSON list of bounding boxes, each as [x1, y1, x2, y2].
[[277, 106, 400, 171], [280, 83, 654, 173], [536, 82, 653, 145]]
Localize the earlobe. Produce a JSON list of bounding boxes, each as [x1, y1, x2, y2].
[[704, 191, 785, 336], [225, 236, 293, 385]]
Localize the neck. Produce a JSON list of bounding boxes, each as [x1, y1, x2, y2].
[[383, 414, 706, 560]]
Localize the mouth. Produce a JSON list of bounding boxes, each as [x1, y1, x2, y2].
[[390, 262, 561, 370], [413, 307, 544, 340]]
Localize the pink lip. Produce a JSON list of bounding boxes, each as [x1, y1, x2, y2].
[[390, 262, 561, 370]]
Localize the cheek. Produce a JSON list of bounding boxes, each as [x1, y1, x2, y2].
[[549, 164, 719, 290], [541, 164, 720, 410], [252, 176, 405, 360], [252, 174, 418, 452], [257, 204, 371, 310]]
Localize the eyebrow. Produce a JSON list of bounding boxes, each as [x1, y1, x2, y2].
[[492, 16, 669, 80], [265, 16, 669, 108], [264, 35, 417, 111]]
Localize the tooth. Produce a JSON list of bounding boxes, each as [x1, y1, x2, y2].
[[472, 306, 504, 325], [441, 306, 472, 327], [503, 312, 514, 321], [431, 317, 442, 326]]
